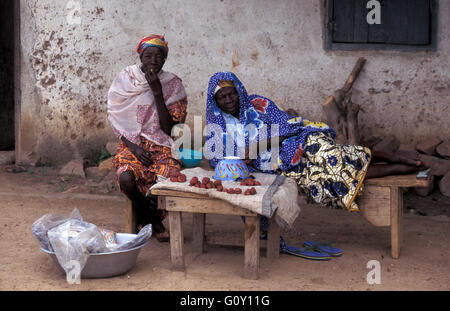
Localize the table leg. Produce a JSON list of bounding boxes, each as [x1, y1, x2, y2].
[[192, 213, 205, 253], [125, 199, 137, 234], [390, 186, 403, 259], [267, 216, 280, 259], [244, 215, 260, 280], [169, 211, 185, 270]]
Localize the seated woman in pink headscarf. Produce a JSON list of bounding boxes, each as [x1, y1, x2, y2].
[[107, 35, 188, 241]]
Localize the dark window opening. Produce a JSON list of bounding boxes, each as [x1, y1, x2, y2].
[[0, 0, 15, 150], [326, 0, 438, 51]]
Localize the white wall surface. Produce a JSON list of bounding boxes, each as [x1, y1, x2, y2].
[[17, 0, 450, 164]]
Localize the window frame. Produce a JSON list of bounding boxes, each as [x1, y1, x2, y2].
[[325, 0, 439, 52]]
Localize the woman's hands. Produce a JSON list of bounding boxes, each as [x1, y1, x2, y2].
[[144, 68, 174, 136], [145, 69, 163, 96], [121, 136, 154, 167], [132, 146, 154, 167], [244, 147, 254, 166]]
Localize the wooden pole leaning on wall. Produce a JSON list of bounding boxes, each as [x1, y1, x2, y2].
[[322, 57, 366, 145]]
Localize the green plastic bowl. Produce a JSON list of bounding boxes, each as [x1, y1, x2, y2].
[[178, 149, 203, 168]]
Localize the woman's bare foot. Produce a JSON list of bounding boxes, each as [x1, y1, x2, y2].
[[367, 163, 427, 179], [395, 150, 430, 169], [372, 149, 429, 169]]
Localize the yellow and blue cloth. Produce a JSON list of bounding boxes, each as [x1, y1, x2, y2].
[[136, 34, 169, 58]]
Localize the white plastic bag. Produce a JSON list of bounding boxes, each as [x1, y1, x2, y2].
[[47, 219, 109, 276], [116, 224, 152, 251], [31, 208, 83, 251]]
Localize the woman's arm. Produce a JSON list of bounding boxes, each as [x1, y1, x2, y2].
[[145, 70, 175, 136], [244, 136, 287, 165]]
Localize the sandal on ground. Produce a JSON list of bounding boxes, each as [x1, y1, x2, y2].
[[283, 245, 331, 261], [280, 236, 331, 260], [154, 230, 170, 243], [302, 241, 343, 257]]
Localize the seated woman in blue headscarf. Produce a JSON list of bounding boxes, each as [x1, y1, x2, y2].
[[205, 71, 428, 212]]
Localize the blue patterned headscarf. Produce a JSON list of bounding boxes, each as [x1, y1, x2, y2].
[[205, 71, 335, 173]]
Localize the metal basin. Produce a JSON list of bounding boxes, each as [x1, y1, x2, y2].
[[40, 233, 150, 278]]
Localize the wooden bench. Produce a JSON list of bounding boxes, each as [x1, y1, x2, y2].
[[124, 173, 431, 277], [125, 189, 281, 280], [358, 174, 431, 259]]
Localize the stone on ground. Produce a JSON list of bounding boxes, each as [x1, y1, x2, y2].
[[416, 137, 442, 155], [436, 140, 450, 159], [98, 158, 115, 172], [372, 135, 400, 153], [439, 172, 450, 197], [106, 142, 119, 156], [59, 159, 85, 178]]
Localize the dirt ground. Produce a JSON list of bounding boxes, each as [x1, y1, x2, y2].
[[0, 165, 449, 291]]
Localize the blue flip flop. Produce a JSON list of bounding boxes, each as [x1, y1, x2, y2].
[[280, 236, 331, 261], [284, 246, 331, 261], [302, 241, 343, 257]]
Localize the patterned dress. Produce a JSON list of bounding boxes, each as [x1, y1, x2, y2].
[[113, 100, 186, 196], [108, 65, 188, 197], [283, 132, 371, 212]]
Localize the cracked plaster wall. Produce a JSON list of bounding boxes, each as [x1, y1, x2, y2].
[[17, 0, 450, 165]]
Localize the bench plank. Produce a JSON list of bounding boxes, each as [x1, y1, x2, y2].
[[365, 173, 431, 187], [358, 185, 391, 227], [163, 196, 257, 216]]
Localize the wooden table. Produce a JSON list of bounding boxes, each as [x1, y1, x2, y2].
[[142, 189, 280, 279], [125, 172, 431, 278]]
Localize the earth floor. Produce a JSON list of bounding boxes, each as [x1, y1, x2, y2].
[[0, 165, 449, 291]]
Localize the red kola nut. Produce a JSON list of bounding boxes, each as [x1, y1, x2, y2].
[[170, 176, 178, 182], [202, 177, 210, 185], [217, 185, 223, 192], [235, 188, 242, 194]]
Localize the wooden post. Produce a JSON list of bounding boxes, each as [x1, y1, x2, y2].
[[390, 186, 403, 259], [125, 198, 136, 234], [266, 216, 280, 259], [342, 57, 366, 93], [321, 57, 366, 145], [192, 213, 205, 253], [169, 211, 185, 270], [244, 216, 260, 280]]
